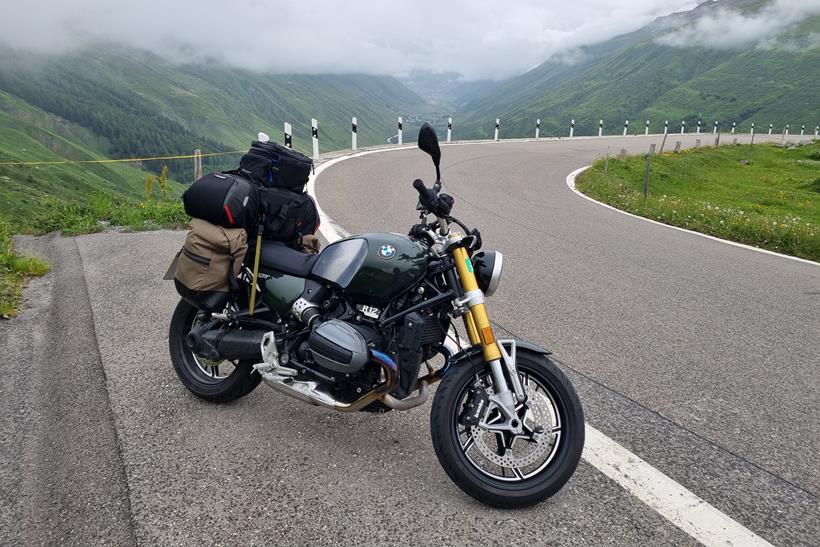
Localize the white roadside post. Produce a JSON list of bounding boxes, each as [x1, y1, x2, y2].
[[494, 118, 500, 141], [598, 119, 603, 137], [731, 122, 736, 135], [535, 118, 541, 139], [311, 119, 319, 159], [713, 120, 718, 135], [664, 120, 669, 135], [447, 117, 452, 143], [645, 120, 650, 135], [785, 124, 789, 137], [750, 123, 755, 136], [351, 117, 357, 151], [284, 122, 293, 148], [800, 124, 805, 136], [569, 119, 575, 138], [681, 120, 686, 134], [769, 123, 773, 135], [623, 120, 629, 136], [697, 119, 702, 134], [397, 117, 403, 145], [815, 126, 819, 138]]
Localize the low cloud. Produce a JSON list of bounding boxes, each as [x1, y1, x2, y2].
[[656, 0, 820, 50], [0, 0, 699, 80]]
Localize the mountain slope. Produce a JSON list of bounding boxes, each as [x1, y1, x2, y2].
[[0, 47, 430, 180], [0, 90, 180, 223], [455, 1, 820, 139]]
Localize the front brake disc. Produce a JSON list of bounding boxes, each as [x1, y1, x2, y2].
[[469, 383, 556, 470]]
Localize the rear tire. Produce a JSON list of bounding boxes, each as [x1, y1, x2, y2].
[[169, 299, 261, 403], [430, 349, 584, 508]]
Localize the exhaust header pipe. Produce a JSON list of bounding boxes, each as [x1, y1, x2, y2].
[[258, 350, 399, 413]]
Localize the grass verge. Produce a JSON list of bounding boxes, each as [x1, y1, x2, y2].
[[575, 141, 820, 262], [1, 193, 188, 317], [30, 193, 189, 235], [1, 218, 50, 318]]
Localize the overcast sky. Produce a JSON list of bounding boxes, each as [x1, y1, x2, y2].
[[0, 0, 816, 80]]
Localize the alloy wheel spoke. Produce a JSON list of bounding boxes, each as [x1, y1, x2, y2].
[[494, 432, 507, 455], [486, 410, 504, 425]]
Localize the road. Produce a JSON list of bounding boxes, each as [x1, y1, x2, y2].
[[2, 134, 817, 545]]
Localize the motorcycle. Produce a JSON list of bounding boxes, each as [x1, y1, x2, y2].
[[168, 123, 585, 507]]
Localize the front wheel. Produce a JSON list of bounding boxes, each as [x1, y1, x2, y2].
[[430, 348, 584, 508]]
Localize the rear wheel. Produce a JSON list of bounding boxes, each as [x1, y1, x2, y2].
[[168, 299, 261, 402], [430, 349, 584, 508]]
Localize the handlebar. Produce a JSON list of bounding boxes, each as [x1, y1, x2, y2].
[[409, 178, 480, 249], [413, 178, 439, 211], [413, 178, 453, 217]]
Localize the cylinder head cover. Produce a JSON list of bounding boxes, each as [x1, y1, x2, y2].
[[308, 320, 370, 373]]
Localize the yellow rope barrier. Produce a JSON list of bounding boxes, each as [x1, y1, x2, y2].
[[0, 150, 245, 166]]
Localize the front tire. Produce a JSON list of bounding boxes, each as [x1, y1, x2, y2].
[[430, 349, 584, 508], [169, 299, 261, 403]]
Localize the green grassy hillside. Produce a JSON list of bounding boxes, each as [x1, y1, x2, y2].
[[0, 47, 430, 180], [0, 91, 185, 224], [455, 3, 820, 139]]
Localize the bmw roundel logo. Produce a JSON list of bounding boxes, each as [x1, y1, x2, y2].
[[378, 244, 397, 260]]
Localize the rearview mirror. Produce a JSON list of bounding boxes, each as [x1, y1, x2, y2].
[[418, 122, 441, 183]]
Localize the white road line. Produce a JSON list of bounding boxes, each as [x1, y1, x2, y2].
[[307, 144, 775, 547], [583, 427, 772, 547], [566, 166, 819, 267]]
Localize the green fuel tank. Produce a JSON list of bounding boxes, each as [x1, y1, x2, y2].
[[311, 233, 429, 305]]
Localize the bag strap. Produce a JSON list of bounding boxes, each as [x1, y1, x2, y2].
[[227, 256, 240, 293], [268, 200, 295, 232]]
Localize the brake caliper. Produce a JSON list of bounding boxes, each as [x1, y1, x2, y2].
[[459, 385, 490, 427]]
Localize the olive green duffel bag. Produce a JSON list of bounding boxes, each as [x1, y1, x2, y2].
[[175, 218, 248, 293]]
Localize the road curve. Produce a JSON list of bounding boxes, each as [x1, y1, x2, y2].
[[316, 133, 820, 543]]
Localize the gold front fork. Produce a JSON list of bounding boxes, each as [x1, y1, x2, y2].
[[452, 247, 501, 363]]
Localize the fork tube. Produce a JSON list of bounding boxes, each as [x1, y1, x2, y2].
[[452, 247, 501, 363], [463, 313, 480, 346]]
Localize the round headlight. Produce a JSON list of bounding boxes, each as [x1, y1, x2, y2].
[[472, 251, 503, 297]]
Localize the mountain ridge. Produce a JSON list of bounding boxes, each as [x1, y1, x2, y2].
[[453, 0, 820, 139]]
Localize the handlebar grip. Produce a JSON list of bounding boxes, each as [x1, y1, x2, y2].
[[413, 178, 438, 209]]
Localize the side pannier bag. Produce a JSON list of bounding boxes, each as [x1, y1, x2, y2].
[[258, 187, 319, 244], [238, 141, 313, 190], [182, 172, 258, 229], [174, 219, 248, 310]]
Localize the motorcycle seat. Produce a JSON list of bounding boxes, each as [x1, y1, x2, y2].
[[258, 240, 319, 278]]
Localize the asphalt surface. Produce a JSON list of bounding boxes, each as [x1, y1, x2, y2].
[[2, 133, 817, 545]]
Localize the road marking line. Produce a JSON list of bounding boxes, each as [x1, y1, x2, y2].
[[308, 143, 775, 547], [566, 165, 819, 267], [584, 426, 772, 547]]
